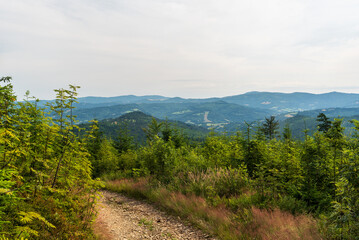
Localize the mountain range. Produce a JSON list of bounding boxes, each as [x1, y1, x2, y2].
[[39, 91, 359, 138], [69, 91, 359, 112]]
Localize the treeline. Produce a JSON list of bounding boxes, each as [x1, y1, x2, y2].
[[0, 78, 101, 239], [92, 112, 359, 239]]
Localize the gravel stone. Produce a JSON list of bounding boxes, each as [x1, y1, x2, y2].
[[96, 190, 217, 240]]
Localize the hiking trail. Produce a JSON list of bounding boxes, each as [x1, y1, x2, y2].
[[94, 190, 217, 240]]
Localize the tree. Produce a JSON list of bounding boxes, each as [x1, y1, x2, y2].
[[282, 123, 292, 141], [161, 119, 172, 142], [93, 138, 118, 178], [143, 117, 163, 142], [113, 123, 135, 154], [261, 116, 279, 140], [161, 120, 186, 148], [0, 77, 100, 239], [317, 113, 332, 133], [327, 118, 345, 197]]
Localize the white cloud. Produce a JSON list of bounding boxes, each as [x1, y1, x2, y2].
[[1, 0, 359, 99]]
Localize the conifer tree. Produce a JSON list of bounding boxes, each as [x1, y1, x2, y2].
[[143, 117, 163, 142], [282, 123, 292, 141], [316, 112, 332, 133], [0, 77, 100, 239], [261, 116, 279, 140], [113, 123, 135, 154]]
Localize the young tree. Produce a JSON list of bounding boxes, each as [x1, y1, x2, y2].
[[113, 122, 135, 154], [262, 116, 279, 140], [317, 112, 332, 133], [327, 118, 346, 197], [143, 117, 163, 142], [282, 123, 292, 141], [0, 78, 100, 239]]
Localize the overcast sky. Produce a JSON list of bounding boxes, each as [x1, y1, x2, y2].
[[1, 0, 359, 99]]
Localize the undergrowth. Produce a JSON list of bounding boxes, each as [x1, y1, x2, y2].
[[104, 178, 322, 240]]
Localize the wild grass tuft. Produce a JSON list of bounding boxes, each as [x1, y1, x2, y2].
[[244, 207, 323, 240]]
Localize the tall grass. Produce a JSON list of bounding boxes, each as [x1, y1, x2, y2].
[[245, 207, 322, 240], [105, 178, 240, 239], [105, 177, 322, 240]]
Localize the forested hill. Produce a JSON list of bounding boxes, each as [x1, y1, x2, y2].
[[79, 111, 210, 145], [73, 101, 272, 128], [278, 108, 359, 139], [221, 91, 359, 111], [36, 91, 359, 112], [36, 91, 359, 137]]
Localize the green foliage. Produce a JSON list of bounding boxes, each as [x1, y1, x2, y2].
[[12, 78, 359, 238], [16, 80, 359, 239], [0, 77, 100, 239], [185, 168, 249, 199], [101, 111, 359, 239], [143, 117, 163, 142], [79, 111, 208, 146], [282, 123, 292, 141], [317, 112, 332, 133], [261, 116, 279, 140], [113, 123, 135, 154]]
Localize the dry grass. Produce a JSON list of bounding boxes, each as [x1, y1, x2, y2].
[[245, 207, 323, 240], [157, 191, 240, 239], [93, 214, 114, 240], [92, 192, 114, 240], [104, 178, 323, 240], [185, 168, 248, 198], [105, 178, 240, 239]]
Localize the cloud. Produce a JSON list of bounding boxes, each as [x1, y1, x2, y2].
[[1, 0, 359, 99]]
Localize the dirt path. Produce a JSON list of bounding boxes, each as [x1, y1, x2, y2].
[[94, 190, 217, 240]]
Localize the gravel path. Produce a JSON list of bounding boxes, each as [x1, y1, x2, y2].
[[95, 190, 217, 240]]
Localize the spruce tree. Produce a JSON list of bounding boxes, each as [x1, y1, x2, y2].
[[262, 116, 279, 140]]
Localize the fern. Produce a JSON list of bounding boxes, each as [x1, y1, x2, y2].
[[18, 211, 55, 229], [0, 235, 27, 240]]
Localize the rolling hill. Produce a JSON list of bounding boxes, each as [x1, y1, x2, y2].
[[79, 111, 210, 145], [73, 101, 273, 129]]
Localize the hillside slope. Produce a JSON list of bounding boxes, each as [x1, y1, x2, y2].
[[79, 111, 209, 144], [74, 101, 272, 129]]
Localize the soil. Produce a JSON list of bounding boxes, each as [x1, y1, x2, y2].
[[94, 190, 217, 240]]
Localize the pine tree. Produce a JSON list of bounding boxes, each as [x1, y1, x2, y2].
[[316, 112, 332, 133], [113, 123, 135, 154], [261, 116, 279, 140], [143, 117, 163, 142]]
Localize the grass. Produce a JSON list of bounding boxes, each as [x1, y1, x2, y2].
[[245, 207, 323, 240], [105, 178, 239, 239], [93, 212, 113, 240], [104, 178, 322, 240], [138, 218, 154, 231]]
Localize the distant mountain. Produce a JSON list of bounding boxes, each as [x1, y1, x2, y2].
[[288, 107, 359, 118], [68, 91, 359, 113], [37, 91, 359, 114], [79, 111, 209, 144], [278, 108, 359, 139], [222, 92, 359, 112], [37, 91, 359, 135], [73, 101, 273, 130]]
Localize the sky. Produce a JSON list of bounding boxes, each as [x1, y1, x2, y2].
[[1, 0, 359, 100]]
